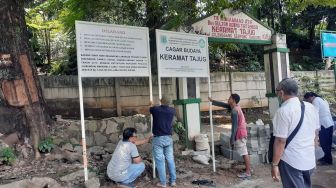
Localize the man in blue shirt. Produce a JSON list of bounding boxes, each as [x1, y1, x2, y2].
[[150, 95, 176, 187]]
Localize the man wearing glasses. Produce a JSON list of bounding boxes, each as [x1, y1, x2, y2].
[[107, 127, 152, 188]]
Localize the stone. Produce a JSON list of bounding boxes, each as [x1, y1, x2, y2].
[[112, 117, 126, 125], [86, 121, 98, 132], [172, 133, 179, 142], [105, 120, 119, 134], [86, 133, 94, 146], [88, 146, 105, 155], [100, 121, 107, 133], [124, 117, 135, 128], [53, 138, 63, 146], [70, 138, 80, 145], [135, 122, 148, 133], [109, 133, 121, 143], [69, 122, 80, 131], [0, 177, 62, 188], [104, 143, 116, 153], [84, 177, 100, 188], [0, 139, 9, 150], [74, 146, 83, 154], [94, 132, 107, 146], [220, 146, 243, 162], [102, 154, 111, 161], [60, 169, 95, 182], [61, 143, 74, 151]]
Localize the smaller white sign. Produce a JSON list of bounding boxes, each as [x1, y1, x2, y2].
[[156, 30, 209, 78], [76, 21, 151, 77], [191, 9, 272, 42]]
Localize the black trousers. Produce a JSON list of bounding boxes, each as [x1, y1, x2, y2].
[[279, 160, 314, 188], [319, 126, 333, 164]]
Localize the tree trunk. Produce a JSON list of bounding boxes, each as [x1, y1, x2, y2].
[[0, 0, 49, 159]]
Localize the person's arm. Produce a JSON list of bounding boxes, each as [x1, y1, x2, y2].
[[208, 97, 230, 109], [315, 129, 320, 146], [134, 135, 152, 146], [230, 109, 238, 145], [132, 156, 142, 164], [271, 110, 289, 182], [130, 144, 142, 164], [271, 137, 286, 182]]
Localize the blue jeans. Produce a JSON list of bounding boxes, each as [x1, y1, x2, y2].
[[120, 163, 145, 184], [153, 136, 176, 186]]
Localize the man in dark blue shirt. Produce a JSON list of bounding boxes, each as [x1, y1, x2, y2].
[[150, 96, 176, 187]]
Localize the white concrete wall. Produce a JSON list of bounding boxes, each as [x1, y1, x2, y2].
[[39, 70, 335, 116]]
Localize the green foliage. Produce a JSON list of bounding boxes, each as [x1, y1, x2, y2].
[[24, 0, 336, 75], [38, 137, 55, 153], [0, 148, 16, 165], [297, 75, 336, 104], [173, 121, 186, 146]]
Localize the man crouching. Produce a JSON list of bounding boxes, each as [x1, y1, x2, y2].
[[107, 128, 152, 188]]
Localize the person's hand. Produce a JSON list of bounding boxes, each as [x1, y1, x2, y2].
[[147, 134, 153, 143], [208, 97, 213, 102], [271, 165, 280, 182]]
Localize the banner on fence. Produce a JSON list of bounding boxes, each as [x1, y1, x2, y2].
[[321, 31, 336, 58]]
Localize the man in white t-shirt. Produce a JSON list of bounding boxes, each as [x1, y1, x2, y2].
[[304, 92, 334, 165], [107, 128, 152, 188], [271, 78, 320, 188]]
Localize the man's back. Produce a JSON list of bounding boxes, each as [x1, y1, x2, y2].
[[107, 140, 139, 181], [150, 105, 175, 136], [312, 97, 334, 128], [273, 97, 320, 170]]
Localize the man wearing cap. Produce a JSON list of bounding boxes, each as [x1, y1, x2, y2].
[[150, 95, 177, 187]]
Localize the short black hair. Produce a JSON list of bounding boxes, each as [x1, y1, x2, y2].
[[123, 128, 137, 141], [230, 93, 240, 104], [303, 92, 319, 99]]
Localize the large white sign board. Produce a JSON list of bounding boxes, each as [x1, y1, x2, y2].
[[76, 21, 151, 77], [156, 30, 209, 78], [75, 21, 154, 181]]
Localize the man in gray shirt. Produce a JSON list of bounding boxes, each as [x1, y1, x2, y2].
[[107, 128, 151, 187]]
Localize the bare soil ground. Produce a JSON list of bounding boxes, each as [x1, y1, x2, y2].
[[1, 106, 335, 187]]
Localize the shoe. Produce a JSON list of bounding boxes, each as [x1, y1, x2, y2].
[[156, 182, 166, 187], [237, 172, 251, 179], [170, 182, 176, 187], [317, 161, 332, 166]]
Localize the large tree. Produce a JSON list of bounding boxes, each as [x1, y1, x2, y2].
[[0, 0, 49, 159]]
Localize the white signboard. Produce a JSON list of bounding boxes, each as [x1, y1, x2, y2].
[[156, 30, 209, 78], [191, 9, 272, 42], [76, 21, 151, 77]]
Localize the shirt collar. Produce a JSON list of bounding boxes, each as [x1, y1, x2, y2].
[[281, 97, 299, 107]]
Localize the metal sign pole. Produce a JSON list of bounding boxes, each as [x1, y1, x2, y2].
[[208, 76, 216, 172], [78, 75, 88, 181]]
